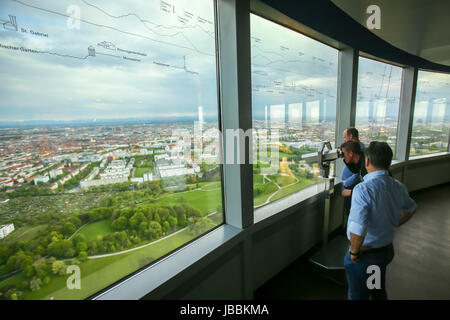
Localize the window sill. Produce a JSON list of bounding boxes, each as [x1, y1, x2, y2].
[[408, 152, 450, 163], [389, 152, 450, 170], [254, 181, 329, 224], [91, 224, 242, 300]]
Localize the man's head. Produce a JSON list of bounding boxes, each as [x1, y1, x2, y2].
[[364, 141, 393, 172], [340, 141, 362, 164], [343, 127, 359, 143]]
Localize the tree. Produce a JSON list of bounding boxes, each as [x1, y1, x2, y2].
[[76, 241, 87, 253], [157, 207, 170, 222], [162, 221, 170, 234], [23, 264, 35, 278], [187, 218, 216, 237], [139, 221, 148, 235], [168, 216, 178, 228], [129, 211, 145, 229], [112, 216, 128, 231], [29, 277, 42, 291], [63, 222, 76, 236], [148, 221, 162, 240], [178, 214, 187, 228], [78, 251, 88, 261], [52, 261, 66, 276]]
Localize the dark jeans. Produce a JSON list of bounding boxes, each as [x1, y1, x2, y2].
[[344, 243, 394, 300]]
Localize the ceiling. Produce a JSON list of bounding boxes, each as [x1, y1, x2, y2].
[[331, 0, 450, 66]]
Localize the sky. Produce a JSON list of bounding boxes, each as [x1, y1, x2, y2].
[[0, 0, 218, 122], [0, 1, 448, 124]]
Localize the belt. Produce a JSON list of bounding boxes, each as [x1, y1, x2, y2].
[[361, 243, 392, 254]]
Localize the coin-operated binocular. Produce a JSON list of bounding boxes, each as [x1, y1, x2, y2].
[[301, 142, 343, 178]]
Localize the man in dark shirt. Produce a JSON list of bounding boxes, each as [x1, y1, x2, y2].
[[340, 140, 367, 196]]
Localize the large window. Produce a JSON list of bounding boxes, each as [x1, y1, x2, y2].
[[0, 0, 222, 300], [250, 14, 338, 209], [356, 57, 403, 156], [410, 71, 450, 157]]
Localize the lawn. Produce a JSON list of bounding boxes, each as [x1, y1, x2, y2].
[[134, 168, 152, 178], [200, 181, 221, 191], [2, 224, 48, 244], [269, 177, 316, 202], [253, 178, 278, 207], [268, 174, 296, 187], [77, 220, 114, 243], [156, 188, 222, 215], [253, 174, 264, 186], [278, 151, 297, 160]]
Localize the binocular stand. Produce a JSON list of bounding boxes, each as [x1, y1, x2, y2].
[[308, 169, 349, 286]]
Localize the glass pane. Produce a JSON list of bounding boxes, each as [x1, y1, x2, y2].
[[410, 71, 450, 157], [356, 57, 403, 157], [0, 0, 222, 300], [250, 14, 338, 209]]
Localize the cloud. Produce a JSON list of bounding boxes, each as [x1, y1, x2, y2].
[[0, 0, 218, 122]]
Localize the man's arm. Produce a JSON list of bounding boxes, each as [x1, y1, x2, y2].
[[343, 172, 360, 189], [398, 209, 416, 227], [347, 185, 369, 262], [397, 182, 417, 227], [349, 232, 364, 262]]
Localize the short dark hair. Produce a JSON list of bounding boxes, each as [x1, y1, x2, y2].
[[341, 141, 361, 154], [346, 127, 359, 139], [364, 141, 393, 169]]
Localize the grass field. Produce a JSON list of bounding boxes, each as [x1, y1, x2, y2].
[[2, 224, 47, 244], [278, 151, 297, 160], [157, 188, 221, 215], [134, 168, 152, 178], [269, 178, 316, 202], [77, 220, 114, 243], [200, 181, 221, 191], [253, 178, 278, 207], [253, 174, 264, 186], [268, 174, 296, 187]]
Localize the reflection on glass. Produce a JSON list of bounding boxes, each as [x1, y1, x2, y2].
[[356, 57, 403, 157], [0, 0, 222, 300], [250, 14, 338, 209], [410, 71, 450, 157]]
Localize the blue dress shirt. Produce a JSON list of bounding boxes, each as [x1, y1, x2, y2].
[[347, 170, 417, 248]]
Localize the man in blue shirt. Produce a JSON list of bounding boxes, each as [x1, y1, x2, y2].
[[344, 141, 417, 300]]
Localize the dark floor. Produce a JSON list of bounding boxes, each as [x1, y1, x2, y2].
[[254, 182, 450, 300]]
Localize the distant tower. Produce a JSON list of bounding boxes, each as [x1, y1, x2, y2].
[[198, 105, 204, 137], [265, 105, 268, 128], [198, 106, 204, 124]]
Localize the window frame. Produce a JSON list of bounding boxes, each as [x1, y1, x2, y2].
[[355, 54, 406, 159], [408, 68, 450, 159], [249, 12, 341, 217]]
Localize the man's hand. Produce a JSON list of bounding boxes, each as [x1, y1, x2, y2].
[[350, 252, 360, 263], [342, 189, 352, 197]]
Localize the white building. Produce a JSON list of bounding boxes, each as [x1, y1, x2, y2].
[[131, 177, 144, 184], [34, 176, 49, 184], [0, 224, 14, 239], [158, 164, 195, 178], [49, 169, 63, 179], [143, 173, 153, 182]]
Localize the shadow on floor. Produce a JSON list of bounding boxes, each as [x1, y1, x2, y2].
[[254, 247, 348, 300]]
